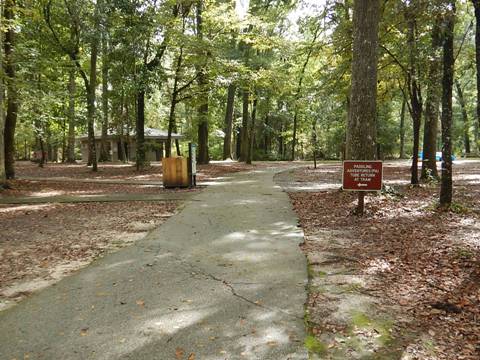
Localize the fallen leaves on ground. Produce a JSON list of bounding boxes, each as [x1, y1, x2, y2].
[[290, 160, 480, 359], [0, 201, 178, 301]]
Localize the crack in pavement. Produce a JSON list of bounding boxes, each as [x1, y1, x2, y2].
[[170, 254, 304, 321]]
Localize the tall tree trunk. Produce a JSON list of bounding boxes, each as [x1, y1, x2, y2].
[[197, 99, 209, 163], [66, 66, 76, 163], [291, 111, 299, 161], [4, 0, 17, 179], [440, 1, 456, 207], [312, 118, 318, 169], [399, 96, 406, 159], [196, 1, 209, 164], [246, 94, 257, 164], [421, 19, 442, 181], [346, 0, 380, 215], [223, 83, 236, 160], [472, 0, 480, 151], [455, 79, 471, 155], [0, 6, 5, 188], [291, 24, 321, 161], [99, 22, 109, 162], [405, 12, 423, 185], [166, 47, 183, 158], [235, 127, 240, 159], [346, 0, 379, 161], [136, 90, 146, 168], [264, 114, 270, 155], [240, 89, 249, 161], [86, 3, 99, 172]]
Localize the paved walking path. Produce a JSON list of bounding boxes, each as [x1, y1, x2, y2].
[[0, 168, 307, 359]]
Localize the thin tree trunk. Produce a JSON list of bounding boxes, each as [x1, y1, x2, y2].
[[66, 67, 76, 162], [99, 21, 109, 162], [312, 119, 318, 169], [235, 127, 241, 159], [166, 47, 183, 158], [264, 114, 270, 155], [197, 101, 208, 163], [240, 89, 249, 162], [38, 134, 46, 167], [291, 111, 299, 161], [421, 19, 442, 181], [196, 1, 209, 164], [136, 90, 146, 168], [472, 0, 480, 151], [455, 79, 471, 155], [474, 115, 480, 153], [405, 13, 422, 185], [223, 83, 236, 160], [4, 0, 17, 179], [246, 94, 257, 164], [399, 97, 406, 159], [0, 5, 5, 188], [440, 1, 456, 207], [291, 24, 321, 161], [87, 6, 99, 172]]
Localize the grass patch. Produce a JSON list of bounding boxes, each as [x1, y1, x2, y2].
[[305, 335, 327, 355]]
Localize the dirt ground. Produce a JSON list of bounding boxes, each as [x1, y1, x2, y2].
[[0, 160, 278, 310], [289, 160, 480, 359]]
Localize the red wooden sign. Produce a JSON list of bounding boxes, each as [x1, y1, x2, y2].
[[342, 161, 383, 191]]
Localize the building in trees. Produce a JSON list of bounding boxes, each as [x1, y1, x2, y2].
[[79, 128, 182, 163]]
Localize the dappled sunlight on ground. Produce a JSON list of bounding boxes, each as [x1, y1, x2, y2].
[[0, 203, 54, 214]]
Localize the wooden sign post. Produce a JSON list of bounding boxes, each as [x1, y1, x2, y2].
[[342, 160, 383, 215]]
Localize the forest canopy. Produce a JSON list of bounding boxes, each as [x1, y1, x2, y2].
[[0, 0, 477, 193]]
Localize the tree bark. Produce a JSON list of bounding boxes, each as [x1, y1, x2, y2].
[[240, 89, 249, 161], [264, 114, 270, 155], [99, 18, 109, 162], [196, 1, 209, 165], [86, 3, 100, 172], [0, 5, 5, 188], [345, 0, 379, 161], [246, 94, 257, 164], [223, 83, 236, 160], [346, 0, 380, 215], [66, 66, 76, 163], [312, 118, 318, 169], [405, 12, 423, 185], [421, 19, 442, 181], [166, 47, 183, 158], [136, 90, 146, 168], [399, 97, 406, 159], [4, 0, 17, 179], [455, 79, 471, 155], [472, 0, 480, 151], [440, 1, 456, 207]]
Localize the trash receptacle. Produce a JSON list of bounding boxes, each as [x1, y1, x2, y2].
[[162, 157, 189, 188]]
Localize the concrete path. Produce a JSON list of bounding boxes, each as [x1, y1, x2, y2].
[[0, 168, 307, 359], [0, 192, 196, 205]]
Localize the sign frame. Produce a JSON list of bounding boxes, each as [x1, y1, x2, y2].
[[342, 160, 383, 192]]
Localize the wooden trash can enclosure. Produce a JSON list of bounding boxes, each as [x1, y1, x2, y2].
[[162, 157, 190, 188]]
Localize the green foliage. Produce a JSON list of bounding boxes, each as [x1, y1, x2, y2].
[[5, 0, 479, 163]]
